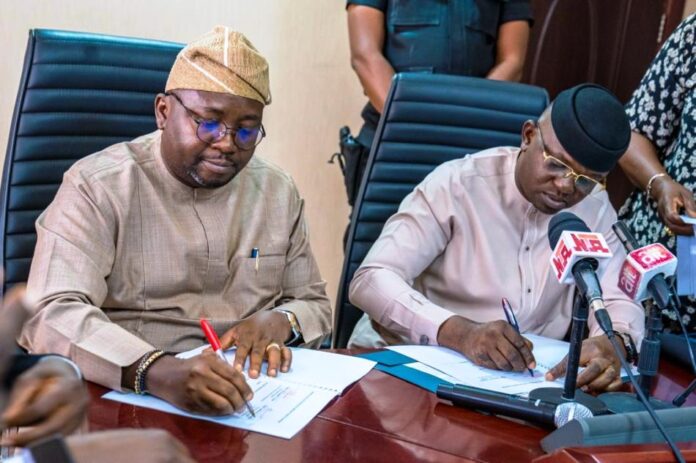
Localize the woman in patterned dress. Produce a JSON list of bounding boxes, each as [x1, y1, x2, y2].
[[618, 14, 696, 331]]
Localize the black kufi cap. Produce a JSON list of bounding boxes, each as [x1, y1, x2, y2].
[[550, 84, 630, 172]]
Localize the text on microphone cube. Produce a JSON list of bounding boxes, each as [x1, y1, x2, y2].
[[551, 232, 613, 284], [618, 260, 641, 300], [631, 244, 676, 269]]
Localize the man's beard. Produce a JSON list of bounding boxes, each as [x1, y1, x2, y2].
[[186, 166, 235, 189]]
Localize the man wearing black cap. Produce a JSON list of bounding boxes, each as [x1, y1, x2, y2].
[[348, 84, 645, 392]]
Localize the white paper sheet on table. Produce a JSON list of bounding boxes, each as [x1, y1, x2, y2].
[[103, 347, 375, 439], [389, 333, 636, 397]]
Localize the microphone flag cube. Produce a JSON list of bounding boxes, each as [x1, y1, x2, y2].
[[618, 243, 677, 301], [550, 231, 613, 284]]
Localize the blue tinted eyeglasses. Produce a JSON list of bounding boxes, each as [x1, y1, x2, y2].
[[167, 92, 265, 150]]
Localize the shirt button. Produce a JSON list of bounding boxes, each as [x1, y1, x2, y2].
[[527, 288, 532, 293], [419, 335, 429, 345], [525, 246, 530, 251]]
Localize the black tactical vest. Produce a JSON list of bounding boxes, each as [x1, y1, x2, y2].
[[359, 0, 505, 146]]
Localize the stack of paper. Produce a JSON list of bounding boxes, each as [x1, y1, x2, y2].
[[103, 347, 375, 439], [387, 333, 637, 397], [387, 334, 565, 396]]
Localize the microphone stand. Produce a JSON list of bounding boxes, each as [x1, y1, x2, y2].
[[669, 281, 696, 407], [638, 299, 663, 395], [529, 292, 608, 415], [605, 333, 686, 462], [599, 284, 675, 413]]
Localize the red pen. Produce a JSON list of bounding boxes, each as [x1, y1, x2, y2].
[[199, 318, 256, 417]]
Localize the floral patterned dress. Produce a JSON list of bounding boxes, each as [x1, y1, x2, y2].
[[619, 14, 696, 331]]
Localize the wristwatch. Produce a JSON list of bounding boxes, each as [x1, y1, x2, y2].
[[612, 331, 638, 364], [276, 309, 303, 346]]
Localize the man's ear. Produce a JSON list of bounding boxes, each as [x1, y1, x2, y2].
[[154, 93, 169, 130], [520, 120, 536, 152]]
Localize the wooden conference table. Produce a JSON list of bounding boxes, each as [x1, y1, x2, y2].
[[87, 350, 696, 463]]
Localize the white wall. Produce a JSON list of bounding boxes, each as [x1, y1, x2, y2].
[[685, 0, 696, 17], [0, 0, 367, 313]]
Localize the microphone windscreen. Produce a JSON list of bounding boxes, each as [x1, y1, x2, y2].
[[553, 401, 593, 428], [548, 212, 591, 249]]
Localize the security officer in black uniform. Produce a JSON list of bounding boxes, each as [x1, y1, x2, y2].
[[341, 0, 533, 234]]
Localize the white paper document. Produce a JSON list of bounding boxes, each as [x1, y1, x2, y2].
[[103, 347, 375, 439], [388, 334, 636, 397]]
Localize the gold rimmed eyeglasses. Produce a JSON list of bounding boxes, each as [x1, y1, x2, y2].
[[536, 123, 606, 194]]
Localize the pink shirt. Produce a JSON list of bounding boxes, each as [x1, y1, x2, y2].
[[349, 147, 645, 347]]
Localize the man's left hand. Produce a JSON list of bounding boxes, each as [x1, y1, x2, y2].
[[545, 335, 624, 392], [1, 357, 88, 447], [218, 311, 293, 379]]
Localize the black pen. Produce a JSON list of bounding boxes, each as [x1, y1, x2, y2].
[[501, 297, 534, 377]]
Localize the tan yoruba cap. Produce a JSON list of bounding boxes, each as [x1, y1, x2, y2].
[[165, 26, 271, 105]]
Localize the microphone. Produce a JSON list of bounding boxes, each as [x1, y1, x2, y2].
[[548, 212, 614, 334], [610, 221, 696, 410], [436, 384, 592, 428], [614, 221, 676, 310], [529, 213, 612, 417], [545, 218, 685, 461]]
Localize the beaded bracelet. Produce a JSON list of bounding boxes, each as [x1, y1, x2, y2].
[[134, 349, 166, 395], [645, 172, 668, 200]]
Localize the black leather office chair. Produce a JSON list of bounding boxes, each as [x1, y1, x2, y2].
[[333, 73, 550, 348], [0, 29, 182, 298]]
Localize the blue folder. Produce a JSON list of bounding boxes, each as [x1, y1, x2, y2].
[[357, 350, 453, 393]]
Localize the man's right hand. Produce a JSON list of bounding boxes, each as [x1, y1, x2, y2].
[[437, 316, 536, 372], [1, 357, 88, 447], [145, 351, 253, 416], [67, 429, 194, 463]]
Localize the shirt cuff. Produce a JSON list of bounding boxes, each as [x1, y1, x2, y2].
[[392, 291, 455, 346], [71, 325, 154, 391], [38, 355, 82, 380]]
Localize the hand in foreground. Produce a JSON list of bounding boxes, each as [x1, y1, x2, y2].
[[652, 177, 696, 236], [0, 285, 29, 380], [218, 310, 293, 378], [437, 316, 536, 372], [1, 357, 87, 447], [546, 334, 623, 392], [146, 351, 253, 416], [67, 429, 195, 463]]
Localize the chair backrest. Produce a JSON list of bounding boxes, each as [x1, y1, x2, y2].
[[333, 73, 550, 348], [0, 29, 182, 297]]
